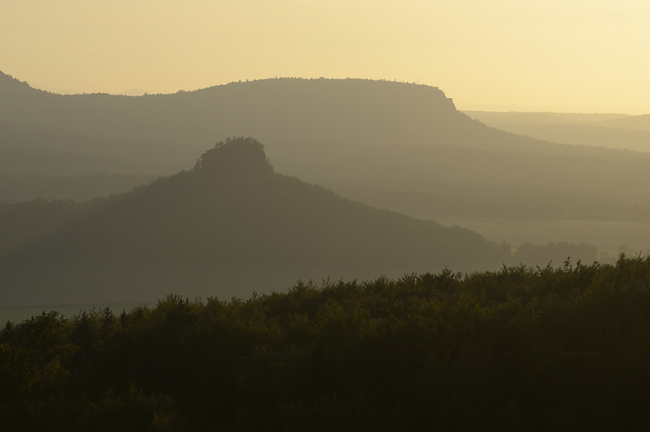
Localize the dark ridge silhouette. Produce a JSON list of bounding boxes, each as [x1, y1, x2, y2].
[[2, 137, 501, 268], [0, 71, 48, 97]]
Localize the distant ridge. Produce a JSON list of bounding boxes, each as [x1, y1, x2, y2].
[[463, 110, 650, 153], [0, 73, 607, 168], [0, 70, 48, 97], [0, 74, 588, 179], [601, 114, 650, 132], [463, 111, 632, 126], [0, 76, 463, 151], [2, 74, 650, 223]]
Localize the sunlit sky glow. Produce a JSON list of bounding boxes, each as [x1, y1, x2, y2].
[[2, 0, 649, 113]]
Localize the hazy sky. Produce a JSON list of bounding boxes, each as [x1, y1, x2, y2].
[[2, 0, 648, 113]]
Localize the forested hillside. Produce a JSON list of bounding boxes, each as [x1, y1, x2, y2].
[[2, 255, 650, 431]]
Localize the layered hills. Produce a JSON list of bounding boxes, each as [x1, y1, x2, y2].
[[3, 71, 650, 257], [2, 71, 650, 223]]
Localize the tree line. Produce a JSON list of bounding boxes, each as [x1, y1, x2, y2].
[[2, 255, 650, 431]]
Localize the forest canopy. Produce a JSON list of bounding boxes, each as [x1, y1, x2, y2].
[[2, 255, 650, 431]]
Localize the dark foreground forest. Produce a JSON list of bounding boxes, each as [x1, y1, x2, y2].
[[3, 256, 650, 431]]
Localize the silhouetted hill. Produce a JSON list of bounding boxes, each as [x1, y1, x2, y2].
[[0, 73, 616, 176], [0, 138, 512, 307], [3, 138, 501, 268]]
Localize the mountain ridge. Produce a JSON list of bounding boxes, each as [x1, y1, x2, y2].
[[2, 73, 650, 224]]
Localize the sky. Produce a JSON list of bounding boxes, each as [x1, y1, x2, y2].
[[2, 0, 649, 114]]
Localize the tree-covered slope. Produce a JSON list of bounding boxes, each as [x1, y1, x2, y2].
[[2, 256, 650, 431]]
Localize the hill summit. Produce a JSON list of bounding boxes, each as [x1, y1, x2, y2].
[[195, 136, 275, 180]]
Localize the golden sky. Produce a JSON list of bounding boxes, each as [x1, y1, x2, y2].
[[2, 0, 648, 113]]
